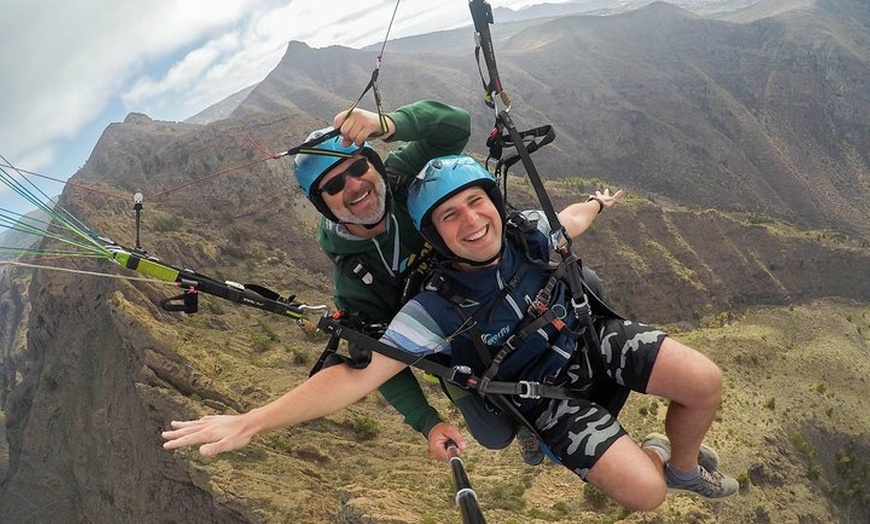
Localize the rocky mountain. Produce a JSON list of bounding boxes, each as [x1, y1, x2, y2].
[[235, 0, 870, 242], [1, 0, 868, 523]]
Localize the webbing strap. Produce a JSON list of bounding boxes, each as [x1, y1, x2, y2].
[[470, 0, 504, 109], [283, 28, 391, 158], [477, 310, 558, 392], [469, 0, 603, 367], [315, 317, 583, 401]]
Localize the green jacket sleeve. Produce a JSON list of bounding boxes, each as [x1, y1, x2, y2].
[[385, 100, 471, 186], [323, 100, 467, 438], [377, 367, 443, 437]]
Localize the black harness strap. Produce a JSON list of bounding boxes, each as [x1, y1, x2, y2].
[[469, 0, 602, 368], [309, 308, 390, 375], [318, 316, 466, 381], [487, 124, 556, 204], [316, 316, 584, 401], [331, 239, 438, 316], [333, 252, 401, 311]]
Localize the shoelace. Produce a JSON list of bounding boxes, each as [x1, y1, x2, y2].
[[697, 467, 724, 493]]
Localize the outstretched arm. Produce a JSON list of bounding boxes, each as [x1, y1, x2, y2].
[[162, 352, 407, 456], [559, 188, 624, 240]]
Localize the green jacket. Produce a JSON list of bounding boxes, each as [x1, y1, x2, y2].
[[317, 100, 471, 436]]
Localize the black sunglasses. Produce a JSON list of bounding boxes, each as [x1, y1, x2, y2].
[[318, 158, 370, 196]]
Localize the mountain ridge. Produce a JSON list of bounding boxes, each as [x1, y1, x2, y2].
[[225, 0, 869, 241]]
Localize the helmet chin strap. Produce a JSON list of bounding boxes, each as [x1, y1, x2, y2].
[[452, 243, 503, 267], [362, 220, 384, 230]]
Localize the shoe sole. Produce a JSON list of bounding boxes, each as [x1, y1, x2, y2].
[[666, 486, 738, 500]]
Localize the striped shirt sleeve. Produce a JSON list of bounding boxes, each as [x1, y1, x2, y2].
[[381, 298, 451, 356]]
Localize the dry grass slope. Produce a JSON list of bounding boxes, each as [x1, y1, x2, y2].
[[138, 296, 868, 524]]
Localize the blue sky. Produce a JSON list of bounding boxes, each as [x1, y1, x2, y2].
[[0, 0, 566, 216]]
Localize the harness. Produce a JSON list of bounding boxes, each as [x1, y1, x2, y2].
[[311, 235, 438, 375], [330, 241, 435, 314], [429, 212, 606, 403], [317, 212, 621, 409]]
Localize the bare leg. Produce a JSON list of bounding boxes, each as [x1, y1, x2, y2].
[[585, 434, 668, 511], [645, 337, 723, 471]]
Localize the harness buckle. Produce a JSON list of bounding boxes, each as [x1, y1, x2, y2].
[[530, 298, 548, 315], [449, 365, 474, 388], [503, 335, 520, 352], [571, 293, 589, 311], [572, 293, 591, 323], [530, 275, 558, 315], [517, 380, 543, 399]]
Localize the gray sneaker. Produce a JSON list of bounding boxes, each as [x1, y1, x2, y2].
[[516, 427, 544, 466], [641, 432, 719, 472], [665, 464, 739, 499]]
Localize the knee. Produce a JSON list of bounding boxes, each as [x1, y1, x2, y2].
[[695, 361, 723, 407], [620, 477, 667, 512], [586, 436, 668, 511], [657, 338, 724, 408]]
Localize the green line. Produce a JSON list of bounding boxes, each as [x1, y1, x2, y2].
[[0, 247, 105, 256], [0, 166, 111, 257]]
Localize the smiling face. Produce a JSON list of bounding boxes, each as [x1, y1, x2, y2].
[[318, 157, 387, 226], [430, 186, 503, 266]]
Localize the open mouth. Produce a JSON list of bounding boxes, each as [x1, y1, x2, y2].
[[347, 190, 371, 206], [463, 225, 489, 243]]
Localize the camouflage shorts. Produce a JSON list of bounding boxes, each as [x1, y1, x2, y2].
[[529, 318, 666, 479]]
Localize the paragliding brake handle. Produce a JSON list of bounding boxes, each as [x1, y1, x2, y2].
[[160, 285, 199, 314]]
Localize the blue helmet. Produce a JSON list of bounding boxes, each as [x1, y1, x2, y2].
[[292, 127, 387, 223], [408, 155, 505, 259]]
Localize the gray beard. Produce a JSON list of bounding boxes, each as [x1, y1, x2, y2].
[[331, 176, 387, 225]]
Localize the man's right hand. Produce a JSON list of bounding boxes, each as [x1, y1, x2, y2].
[[162, 414, 257, 457], [427, 421, 466, 462], [333, 107, 395, 147]]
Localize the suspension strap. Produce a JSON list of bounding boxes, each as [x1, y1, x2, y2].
[[282, 0, 401, 159], [469, 0, 507, 111], [468, 0, 599, 353]]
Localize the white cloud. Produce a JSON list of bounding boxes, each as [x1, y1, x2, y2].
[[0, 0, 268, 171], [0, 0, 570, 179], [123, 33, 243, 107]]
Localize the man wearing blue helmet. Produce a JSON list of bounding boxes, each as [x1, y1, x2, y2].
[[389, 155, 738, 507], [163, 155, 738, 510], [291, 101, 543, 464]]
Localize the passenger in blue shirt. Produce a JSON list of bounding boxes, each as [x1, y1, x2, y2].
[[163, 155, 738, 511]]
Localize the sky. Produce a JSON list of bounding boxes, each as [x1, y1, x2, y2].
[[0, 0, 570, 215]]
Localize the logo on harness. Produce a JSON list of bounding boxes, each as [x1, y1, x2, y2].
[[481, 324, 512, 346]]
